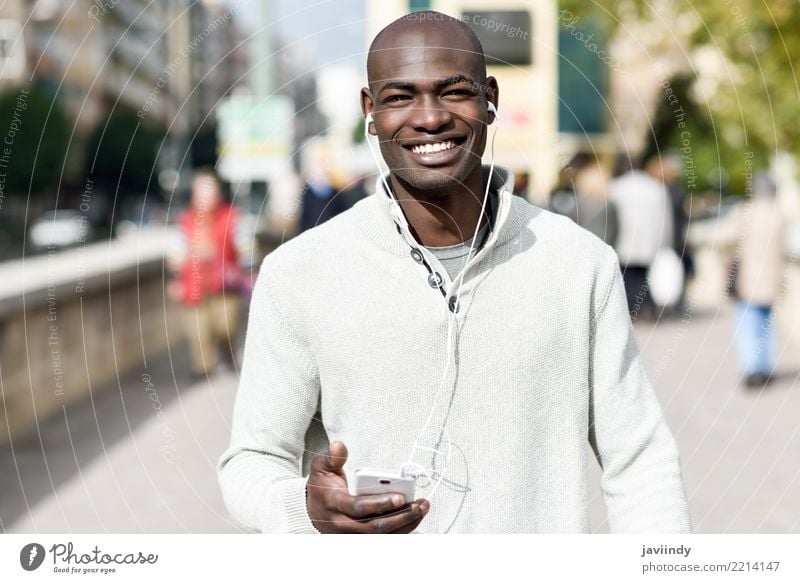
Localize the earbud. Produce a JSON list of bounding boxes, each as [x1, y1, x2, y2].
[[487, 102, 498, 118], [365, 112, 374, 124]]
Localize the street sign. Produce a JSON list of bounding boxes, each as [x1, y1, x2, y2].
[[216, 95, 294, 181]]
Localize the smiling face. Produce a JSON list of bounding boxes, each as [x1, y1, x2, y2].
[[362, 17, 498, 194]]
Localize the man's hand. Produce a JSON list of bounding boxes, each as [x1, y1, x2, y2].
[[306, 441, 430, 533]]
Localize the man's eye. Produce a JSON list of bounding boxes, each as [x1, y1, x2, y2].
[[385, 95, 411, 103], [443, 89, 472, 97]]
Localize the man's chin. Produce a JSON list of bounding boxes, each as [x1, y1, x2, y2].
[[393, 167, 470, 195]]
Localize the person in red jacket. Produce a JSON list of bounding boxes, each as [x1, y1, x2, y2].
[[169, 168, 242, 379]]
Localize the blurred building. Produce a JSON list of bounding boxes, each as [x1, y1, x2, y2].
[[0, 0, 26, 90], [26, 0, 182, 132], [26, 0, 104, 132], [24, 0, 241, 135], [23, 0, 245, 194], [278, 42, 327, 150], [367, 0, 559, 202], [216, 1, 296, 196], [188, 0, 244, 129], [184, 0, 246, 171]]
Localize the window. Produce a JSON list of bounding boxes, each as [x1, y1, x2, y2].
[[462, 11, 532, 66], [409, 0, 431, 11], [558, 21, 608, 134], [0, 20, 25, 80]]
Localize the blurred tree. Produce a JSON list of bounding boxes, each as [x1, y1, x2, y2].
[[84, 109, 165, 203], [640, 73, 744, 194], [0, 86, 71, 197], [560, 0, 796, 185]]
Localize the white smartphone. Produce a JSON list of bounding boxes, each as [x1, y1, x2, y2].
[[351, 467, 416, 503]]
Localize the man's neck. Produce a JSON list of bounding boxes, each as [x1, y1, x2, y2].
[[389, 166, 491, 247]]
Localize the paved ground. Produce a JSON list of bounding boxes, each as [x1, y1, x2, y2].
[[2, 302, 799, 533], [589, 302, 800, 533], [0, 346, 241, 533]]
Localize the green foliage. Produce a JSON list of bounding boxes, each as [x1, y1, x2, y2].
[[559, 0, 798, 184], [641, 74, 742, 193], [0, 86, 71, 194], [84, 108, 165, 197]]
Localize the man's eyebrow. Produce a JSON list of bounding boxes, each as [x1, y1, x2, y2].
[[377, 81, 416, 94], [434, 75, 476, 91], [376, 75, 478, 94]]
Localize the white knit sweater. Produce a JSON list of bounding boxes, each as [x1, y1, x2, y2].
[[217, 165, 692, 534]]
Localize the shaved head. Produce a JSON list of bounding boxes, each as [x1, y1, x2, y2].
[[367, 11, 487, 87], [360, 9, 498, 200]]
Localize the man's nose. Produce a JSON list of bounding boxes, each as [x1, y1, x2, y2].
[[410, 97, 452, 133]]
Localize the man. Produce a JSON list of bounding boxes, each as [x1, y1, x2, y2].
[[721, 173, 784, 388], [218, 11, 691, 534], [297, 138, 353, 234], [610, 155, 674, 320], [647, 151, 694, 313]]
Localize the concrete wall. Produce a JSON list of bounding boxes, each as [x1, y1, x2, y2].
[[0, 232, 182, 445]]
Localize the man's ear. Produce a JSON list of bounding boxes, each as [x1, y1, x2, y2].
[[485, 76, 499, 124], [360, 88, 377, 136]]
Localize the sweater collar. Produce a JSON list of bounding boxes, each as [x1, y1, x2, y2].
[[358, 164, 527, 257]]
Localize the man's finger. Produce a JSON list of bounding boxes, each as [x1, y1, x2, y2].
[[310, 441, 348, 475], [355, 499, 430, 534], [388, 499, 429, 533], [336, 492, 409, 519], [313, 507, 424, 535], [326, 441, 348, 471]]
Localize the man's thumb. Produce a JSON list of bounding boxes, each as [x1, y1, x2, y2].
[[317, 441, 348, 474]]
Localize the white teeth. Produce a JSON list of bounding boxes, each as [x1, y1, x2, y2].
[[411, 140, 455, 155]]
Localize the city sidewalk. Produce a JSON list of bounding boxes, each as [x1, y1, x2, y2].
[[1, 347, 242, 533], [2, 303, 799, 533], [589, 302, 800, 533]]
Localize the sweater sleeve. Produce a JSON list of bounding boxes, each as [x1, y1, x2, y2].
[[588, 251, 692, 533], [217, 256, 321, 533]]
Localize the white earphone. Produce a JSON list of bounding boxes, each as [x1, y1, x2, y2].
[[362, 102, 500, 503]]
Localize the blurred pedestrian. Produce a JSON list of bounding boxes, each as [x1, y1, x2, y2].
[[726, 173, 785, 388], [549, 154, 618, 246], [299, 178, 351, 234], [610, 155, 674, 321], [573, 158, 618, 246], [548, 153, 585, 218], [168, 168, 243, 379], [298, 139, 352, 233], [647, 151, 693, 312], [336, 174, 370, 211]]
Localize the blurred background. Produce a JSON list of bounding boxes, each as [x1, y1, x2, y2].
[[0, 0, 798, 533]]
